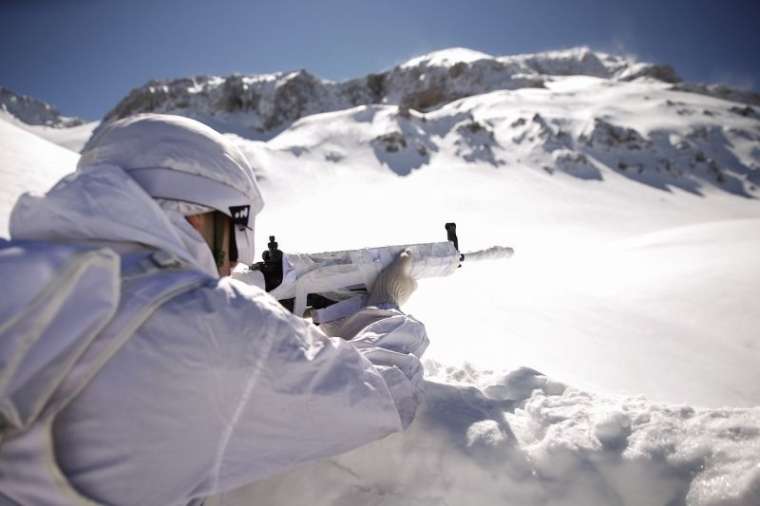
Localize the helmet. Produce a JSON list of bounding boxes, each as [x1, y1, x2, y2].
[[79, 114, 263, 265]]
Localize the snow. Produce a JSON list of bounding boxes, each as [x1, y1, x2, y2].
[[0, 110, 97, 153], [418, 218, 760, 408], [202, 73, 760, 503], [0, 117, 78, 236], [22, 121, 98, 153], [99, 48, 680, 139], [2, 48, 760, 505], [0, 86, 84, 128], [224, 75, 760, 413], [209, 368, 760, 506], [400, 47, 494, 68]]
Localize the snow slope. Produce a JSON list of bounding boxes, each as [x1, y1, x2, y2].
[[0, 117, 78, 236], [0, 111, 98, 152], [236, 75, 760, 408], [0, 88, 96, 153], [19, 120, 98, 153], [414, 218, 760, 408], [201, 70, 760, 504], [255, 76, 760, 196]]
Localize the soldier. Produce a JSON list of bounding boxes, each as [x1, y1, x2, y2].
[[0, 114, 425, 506]]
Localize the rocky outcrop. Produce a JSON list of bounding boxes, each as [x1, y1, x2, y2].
[[0, 87, 84, 127], [99, 48, 684, 137], [580, 119, 652, 150]]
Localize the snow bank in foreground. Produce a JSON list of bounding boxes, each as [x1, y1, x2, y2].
[[0, 118, 77, 236], [209, 364, 760, 506]]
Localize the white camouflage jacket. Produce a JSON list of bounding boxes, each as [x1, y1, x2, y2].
[[3, 163, 427, 506]]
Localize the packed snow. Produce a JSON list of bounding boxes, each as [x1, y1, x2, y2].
[[210, 367, 760, 506], [0, 117, 78, 236], [2, 48, 759, 505]]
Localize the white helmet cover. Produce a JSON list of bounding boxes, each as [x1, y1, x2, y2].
[[79, 114, 263, 265]]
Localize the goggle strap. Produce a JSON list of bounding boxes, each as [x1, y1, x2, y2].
[[212, 211, 227, 268]]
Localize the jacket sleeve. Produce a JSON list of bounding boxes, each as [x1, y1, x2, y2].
[[201, 278, 428, 495]]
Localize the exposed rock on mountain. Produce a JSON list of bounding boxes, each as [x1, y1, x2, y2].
[[100, 47, 682, 138], [249, 71, 760, 196], [0, 87, 84, 128], [14, 46, 749, 197]]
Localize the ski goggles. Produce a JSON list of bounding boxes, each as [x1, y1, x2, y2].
[[128, 167, 263, 266], [210, 208, 255, 268], [228, 204, 255, 266]]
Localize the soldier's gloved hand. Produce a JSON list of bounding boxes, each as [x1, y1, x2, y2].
[[366, 249, 418, 308]]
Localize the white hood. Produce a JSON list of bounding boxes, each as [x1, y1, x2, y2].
[[76, 114, 264, 266], [79, 114, 264, 217], [9, 164, 219, 277]]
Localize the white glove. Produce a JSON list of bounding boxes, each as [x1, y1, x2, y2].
[[366, 249, 418, 308]]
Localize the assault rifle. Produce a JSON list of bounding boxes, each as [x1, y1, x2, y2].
[[245, 222, 513, 323]]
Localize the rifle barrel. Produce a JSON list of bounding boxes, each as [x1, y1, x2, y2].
[[462, 246, 514, 262]]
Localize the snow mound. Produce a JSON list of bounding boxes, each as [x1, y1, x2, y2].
[[0, 117, 78, 236], [209, 365, 760, 506]]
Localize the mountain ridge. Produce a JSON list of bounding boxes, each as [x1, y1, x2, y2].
[[0, 86, 85, 128], [99, 47, 683, 138], [3, 47, 759, 196]]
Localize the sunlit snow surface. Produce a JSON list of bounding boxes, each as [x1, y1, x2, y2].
[[210, 77, 760, 505], [401, 47, 494, 68], [0, 118, 78, 236], [2, 71, 760, 505], [211, 367, 760, 506], [243, 76, 760, 409], [0, 110, 98, 153]]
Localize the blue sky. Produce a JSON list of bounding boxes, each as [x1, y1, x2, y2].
[[1, 0, 759, 120]]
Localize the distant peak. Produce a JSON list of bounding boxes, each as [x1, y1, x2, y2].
[[401, 47, 494, 68], [0, 87, 84, 128]]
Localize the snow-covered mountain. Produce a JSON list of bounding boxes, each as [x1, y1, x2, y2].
[[2, 47, 760, 506], [199, 50, 759, 505], [101, 47, 681, 137], [0, 87, 97, 153], [98, 47, 760, 198], [1, 86, 84, 128], [251, 76, 760, 197], [0, 117, 78, 236], [236, 71, 760, 411]]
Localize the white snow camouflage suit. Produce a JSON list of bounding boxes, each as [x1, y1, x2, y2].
[[0, 115, 428, 506]]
